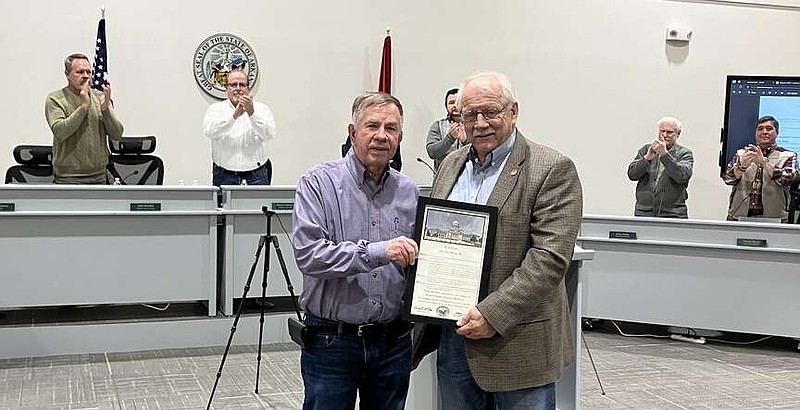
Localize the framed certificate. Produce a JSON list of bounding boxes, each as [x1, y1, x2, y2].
[[403, 196, 498, 325]]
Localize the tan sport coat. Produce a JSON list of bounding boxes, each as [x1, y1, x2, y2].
[[419, 131, 583, 391]]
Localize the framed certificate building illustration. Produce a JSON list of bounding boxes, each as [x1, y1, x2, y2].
[[403, 197, 498, 325]]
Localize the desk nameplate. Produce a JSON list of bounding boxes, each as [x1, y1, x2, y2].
[[271, 202, 294, 211], [609, 231, 637, 240], [0, 203, 15, 212], [736, 238, 768, 248], [130, 203, 162, 212]]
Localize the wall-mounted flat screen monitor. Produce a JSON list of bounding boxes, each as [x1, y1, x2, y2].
[[720, 75, 800, 173]]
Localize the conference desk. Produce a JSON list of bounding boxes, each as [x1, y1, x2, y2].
[[578, 214, 800, 338], [0, 185, 219, 316]]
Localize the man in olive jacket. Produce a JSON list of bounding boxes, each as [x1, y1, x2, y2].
[[45, 53, 123, 184]]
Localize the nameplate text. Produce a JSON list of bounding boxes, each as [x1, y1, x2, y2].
[[736, 238, 768, 248], [130, 203, 162, 212], [609, 231, 637, 240], [271, 202, 294, 211]]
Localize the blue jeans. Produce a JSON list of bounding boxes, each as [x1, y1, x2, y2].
[[437, 325, 556, 410], [301, 315, 412, 410], [211, 163, 269, 186]]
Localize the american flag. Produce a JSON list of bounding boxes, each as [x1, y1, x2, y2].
[[91, 17, 107, 91]]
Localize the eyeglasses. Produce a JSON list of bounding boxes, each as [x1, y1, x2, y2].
[[226, 82, 249, 89], [756, 125, 775, 132], [461, 106, 508, 123], [659, 129, 677, 136]]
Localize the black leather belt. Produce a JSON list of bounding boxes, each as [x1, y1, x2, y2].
[[306, 315, 411, 339], [214, 162, 264, 177]]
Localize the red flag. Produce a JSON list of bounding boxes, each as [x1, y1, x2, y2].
[[378, 34, 391, 94], [377, 32, 401, 170]]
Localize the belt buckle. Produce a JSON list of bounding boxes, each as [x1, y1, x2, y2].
[[357, 323, 375, 337]]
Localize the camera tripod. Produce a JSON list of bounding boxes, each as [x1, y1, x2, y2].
[[206, 206, 303, 410]]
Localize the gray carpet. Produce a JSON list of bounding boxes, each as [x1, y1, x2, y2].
[[0, 329, 798, 409]]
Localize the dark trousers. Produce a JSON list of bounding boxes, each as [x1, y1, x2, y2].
[[300, 315, 412, 410], [211, 163, 268, 186], [437, 325, 556, 410]]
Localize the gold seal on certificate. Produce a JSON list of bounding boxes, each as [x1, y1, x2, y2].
[[403, 197, 497, 325]]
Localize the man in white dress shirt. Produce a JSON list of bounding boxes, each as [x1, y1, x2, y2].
[[203, 69, 276, 185]]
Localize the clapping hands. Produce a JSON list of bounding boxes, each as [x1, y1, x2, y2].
[[739, 145, 765, 168], [234, 94, 254, 118], [448, 121, 466, 143], [645, 136, 667, 160]]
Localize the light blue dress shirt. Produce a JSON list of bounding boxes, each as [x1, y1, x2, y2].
[[448, 131, 516, 205]]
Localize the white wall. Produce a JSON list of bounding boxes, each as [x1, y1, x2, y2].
[[2, 0, 799, 219]]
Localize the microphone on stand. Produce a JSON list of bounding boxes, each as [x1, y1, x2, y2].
[[416, 157, 436, 176], [121, 170, 140, 184], [261, 205, 276, 217]]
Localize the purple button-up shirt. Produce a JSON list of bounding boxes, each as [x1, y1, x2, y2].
[[292, 149, 419, 324]]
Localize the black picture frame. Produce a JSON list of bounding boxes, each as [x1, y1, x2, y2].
[[403, 196, 497, 325]]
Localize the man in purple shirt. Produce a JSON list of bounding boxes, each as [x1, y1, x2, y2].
[[292, 92, 420, 410]]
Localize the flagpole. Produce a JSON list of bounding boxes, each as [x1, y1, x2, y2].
[[386, 26, 391, 36], [101, 6, 105, 19]]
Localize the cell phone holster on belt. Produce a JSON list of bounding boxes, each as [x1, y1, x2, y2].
[[288, 316, 307, 348]]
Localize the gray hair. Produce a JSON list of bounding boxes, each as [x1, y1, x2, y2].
[[64, 53, 89, 73], [657, 116, 682, 134], [455, 72, 517, 111], [350, 92, 404, 128]]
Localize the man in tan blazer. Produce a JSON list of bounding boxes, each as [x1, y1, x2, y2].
[[416, 72, 583, 409]]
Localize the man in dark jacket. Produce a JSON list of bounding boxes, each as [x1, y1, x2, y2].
[[627, 116, 694, 218]]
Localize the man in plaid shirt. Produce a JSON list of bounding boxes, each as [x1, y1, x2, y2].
[[723, 115, 798, 222]]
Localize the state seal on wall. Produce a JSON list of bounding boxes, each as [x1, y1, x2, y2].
[[193, 33, 259, 99]]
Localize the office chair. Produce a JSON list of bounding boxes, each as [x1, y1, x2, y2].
[[106, 136, 165, 185], [789, 180, 800, 224], [4, 145, 54, 184]]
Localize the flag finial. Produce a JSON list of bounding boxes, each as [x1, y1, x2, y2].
[[100, 6, 105, 19], [385, 27, 391, 36]]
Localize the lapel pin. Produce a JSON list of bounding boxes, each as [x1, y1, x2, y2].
[[510, 169, 518, 176]]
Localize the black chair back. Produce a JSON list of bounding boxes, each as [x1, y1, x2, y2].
[[106, 136, 164, 185], [107, 156, 165, 185], [4, 145, 53, 184]]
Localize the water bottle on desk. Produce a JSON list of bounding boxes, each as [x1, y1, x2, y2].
[[240, 179, 247, 186], [112, 177, 122, 185]]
